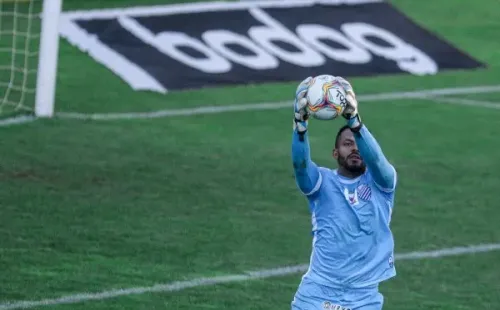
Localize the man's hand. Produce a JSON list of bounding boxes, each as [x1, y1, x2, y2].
[[293, 76, 313, 136], [336, 76, 362, 132]]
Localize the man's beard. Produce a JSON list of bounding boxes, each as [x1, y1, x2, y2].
[[338, 153, 366, 174]]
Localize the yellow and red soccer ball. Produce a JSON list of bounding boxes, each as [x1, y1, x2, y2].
[[305, 75, 348, 120]]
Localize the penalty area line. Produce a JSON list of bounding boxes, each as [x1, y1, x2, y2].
[[1, 243, 500, 309]]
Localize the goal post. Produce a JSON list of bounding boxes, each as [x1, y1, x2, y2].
[[34, 0, 62, 117], [0, 0, 62, 119]]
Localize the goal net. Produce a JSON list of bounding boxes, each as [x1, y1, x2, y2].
[[0, 0, 61, 118]]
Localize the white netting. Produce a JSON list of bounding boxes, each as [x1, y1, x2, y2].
[[0, 0, 41, 116]]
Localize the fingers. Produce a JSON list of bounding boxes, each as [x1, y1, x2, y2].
[[335, 76, 355, 98], [299, 76, 313, 88], [294, 97, 310, 122], [295, 76, 313, 99], [294, 77, 312, 122], [294, 96, 308, 114], [346, 93, 357, 107], [297, 97, 308, 110], [333, 76, 359, 119]]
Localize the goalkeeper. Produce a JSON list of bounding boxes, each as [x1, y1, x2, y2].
[[290, 76, 398, 310]]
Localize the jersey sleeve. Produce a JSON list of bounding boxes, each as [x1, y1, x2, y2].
[[291, 127, 322, 196], [353, 125, 397, 193], [374, 165, 397, 193]]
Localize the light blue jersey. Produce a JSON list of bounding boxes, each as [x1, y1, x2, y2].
[[291, 123, 397, 310]]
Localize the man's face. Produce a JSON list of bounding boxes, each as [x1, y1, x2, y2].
[[333, 128, 366, 174]]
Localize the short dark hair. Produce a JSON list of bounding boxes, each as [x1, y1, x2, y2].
[[334, 125, 351, 148]]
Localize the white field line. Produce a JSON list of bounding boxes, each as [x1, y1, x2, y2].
[[1, 243, 500, 310], [54, 84, 500, 120], [0, 85, 499, 126], [0, 115, 36, 127], [423, 96, 500, 109]]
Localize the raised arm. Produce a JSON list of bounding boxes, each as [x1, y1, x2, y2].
[[292, 123, 321, 196], [351, 123, 396, 191], [337, 75, 396, 191], [291, 77, 322, 196]]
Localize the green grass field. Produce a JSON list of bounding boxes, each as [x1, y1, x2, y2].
[[1, 0, 500, 309]]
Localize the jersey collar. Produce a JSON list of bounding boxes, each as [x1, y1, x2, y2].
[[333, 169, 362, 184]]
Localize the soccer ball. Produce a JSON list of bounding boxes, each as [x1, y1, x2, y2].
[[305, 75, 348, 120]]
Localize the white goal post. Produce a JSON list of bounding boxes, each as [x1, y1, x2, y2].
[[34, 0, 62, 117], [0, 0, 62, 118]]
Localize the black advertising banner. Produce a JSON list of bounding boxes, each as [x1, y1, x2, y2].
[[59, 0, 485, 93]]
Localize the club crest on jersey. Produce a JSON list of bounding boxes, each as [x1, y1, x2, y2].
[[343, 188, 359, 206], [356, 184, 372, 201]]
